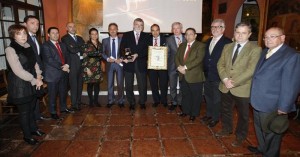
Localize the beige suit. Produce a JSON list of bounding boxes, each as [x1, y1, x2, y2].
[[217, 42, 261, 97]]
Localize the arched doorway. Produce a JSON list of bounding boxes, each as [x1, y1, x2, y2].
[[235, 0, 260, 42]]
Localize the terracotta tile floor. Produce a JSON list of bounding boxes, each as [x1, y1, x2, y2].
[[1, 100, 300, 157]]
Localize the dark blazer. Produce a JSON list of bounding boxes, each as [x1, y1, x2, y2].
[[204, 36, 232, 81], [175, 41, 206, 83], [148, 35, 166, 47], [27, 34, 43, 71], [251, 44, 300, 113], [102, 36, 122, 71], [41, 41, 69, 82], [61, 34, 85, 57], [166, 34, 186, 72], [120, 31, 149, 73]]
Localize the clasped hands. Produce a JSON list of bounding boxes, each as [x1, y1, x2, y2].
[[223, 78, 235, 89], [177, 65, 186, 74], [123, 54, 138, 63], [107, 58, 123, 64]]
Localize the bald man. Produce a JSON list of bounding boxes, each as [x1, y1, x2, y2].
[[249, 27, 300, 157], [61, 22, 85, 111]]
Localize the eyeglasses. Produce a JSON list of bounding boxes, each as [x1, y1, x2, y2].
[[211, 26, 224, 29], [263, 35, 282, 40]]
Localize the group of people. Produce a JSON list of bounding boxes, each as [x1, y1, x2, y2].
[[4, 15, 300, 157]]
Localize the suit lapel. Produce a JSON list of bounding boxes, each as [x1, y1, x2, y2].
[[226, 43, 235, 67], [256, 45, 287, 72], [49, 41, 63, 64], [232, 42, 250, 65]]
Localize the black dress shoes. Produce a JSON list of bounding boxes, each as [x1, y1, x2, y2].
[[208, 120, 219, 127], [23, 137, 38, 145], [179, 113, 187, 117], [61, 108, 75, 114], [247, 146, 262, 154], [140, 104, 146, 109], [152, 102, 159, 107], [36, 116, 51, 121], [129, 105, 135, 111], [168, 105, 176, 111], [119, 103, 125, 108], [189, 116, 196, 121], [200, 116, 212, 124], [51, 114, 59, 120], [106, 104, 113, 108], [31, 130, 45, 137]]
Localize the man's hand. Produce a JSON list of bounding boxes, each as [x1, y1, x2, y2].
[[131, 54, 138, 61], [223, 78, 235, 89], [107, 58, 115, 63], [177, 65, 186, 74], [278, 110, 287, 115], [61, 64, 69, 72]]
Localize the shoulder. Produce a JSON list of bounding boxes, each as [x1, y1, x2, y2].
[[5, 46, 16, 54], [221, 36, 232, 44]]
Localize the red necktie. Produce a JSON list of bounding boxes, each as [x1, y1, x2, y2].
[[55, 42, 65, 65], [183, 44, 191, 62], [154, 38, 158, 46]]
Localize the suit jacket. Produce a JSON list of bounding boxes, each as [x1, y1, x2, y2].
[[251, 44, 300, 113], [27, 34, 43, 71], [102, 36, 122, 71], [217, 41, 261, 97], [120, 31, 149, 73], [148, 35, 166, 47], [204, 36, 232, 81], [166, 34, 186, 72], [175, 41, 206, 83], [41, 41, 69, 82], [61, 34, 85, 62]]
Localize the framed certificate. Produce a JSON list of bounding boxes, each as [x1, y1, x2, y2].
[[147, 46, 168, 70]]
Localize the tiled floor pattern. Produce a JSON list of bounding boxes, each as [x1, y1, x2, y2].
[[0, 103, 300, 157]]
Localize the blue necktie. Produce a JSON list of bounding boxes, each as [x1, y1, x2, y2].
[[112, 39, 116, 59], [31, 35, 36, 43]]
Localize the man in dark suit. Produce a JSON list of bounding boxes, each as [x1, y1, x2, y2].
[[41, 27, 72, 120], [102, 23, 124, 108], [148, 24, 168, 107], [216, 22, 261, 147], [61, 22, 85, 111], [24, 15, 49, 121], [166, 22, 186, 111], [175, 28, 205, 121], [202, 19, 232, 127], [120, 18, 149, 110], [249, 27, 300, 156]]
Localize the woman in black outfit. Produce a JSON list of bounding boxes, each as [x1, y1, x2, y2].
[[5, 24, 45, 145]]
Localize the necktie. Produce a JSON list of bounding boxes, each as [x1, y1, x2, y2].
[[31, 35, 40, 55], [232, 44, 241, 64], [135, 33, 139, 45], [112, 38, 117, 59], [31, 35, 36, 43], [176, 37, 182, 47], [266, 49, 273, 59], [184, 44, 191, 62], [73, 35, 77, 42], [55, 42, 65, 65], [209, 38, 216, 54], [154, 38, 158, 46]]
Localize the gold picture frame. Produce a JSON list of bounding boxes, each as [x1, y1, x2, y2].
[[147, 46, 168, 70]]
